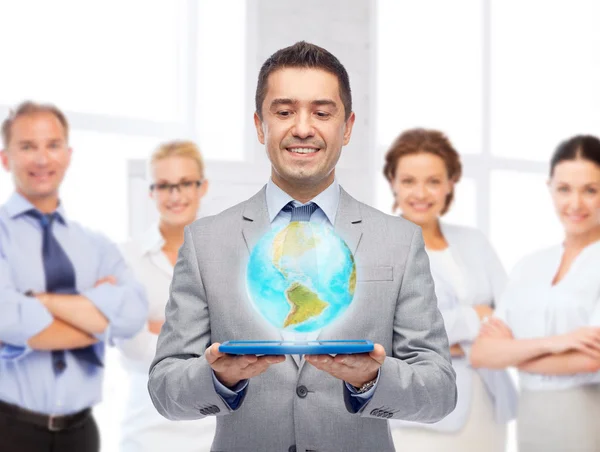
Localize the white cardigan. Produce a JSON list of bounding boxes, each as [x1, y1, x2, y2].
[[392, 223, 517, 433]]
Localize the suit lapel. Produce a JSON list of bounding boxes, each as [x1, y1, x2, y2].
[[298, 188, 364, 374], [241, 186, 271, 255], [333, 187, 363, 257]]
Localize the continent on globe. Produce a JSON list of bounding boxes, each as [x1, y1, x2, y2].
[[349, 263, 356, 296], [272, 222, 319, 278], [247, 221, 355, 333], [283, 281, 329, 327]]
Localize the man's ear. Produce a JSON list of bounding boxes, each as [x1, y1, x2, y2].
[[342, 112, 356, 146], [1, 150, 10, 172], [254, 112, 265, 145]]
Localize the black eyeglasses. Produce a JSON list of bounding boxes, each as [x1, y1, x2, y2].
[[150, 180, 203, 194]]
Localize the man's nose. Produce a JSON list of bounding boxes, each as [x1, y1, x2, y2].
[[33, 148, 50, 165], [291, 112, 315, 139]]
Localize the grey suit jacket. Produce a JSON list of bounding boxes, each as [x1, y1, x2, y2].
[[148, 186, 457, 452]]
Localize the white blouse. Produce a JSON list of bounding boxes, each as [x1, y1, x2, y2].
[[494, 240, 600, 391], [392, 223, 517, 433], [118, 226, 216, 452]]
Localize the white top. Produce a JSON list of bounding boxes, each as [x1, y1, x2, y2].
[[392, 223, 517, 433], [118, 225, 216, 452], [428, 248, 468, 305], [494, 240, 600, 391]]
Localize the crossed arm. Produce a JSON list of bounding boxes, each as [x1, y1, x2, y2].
[[26, 276, 114, 351], [1, 236, 147, 354], [470, 317, 600, 374]]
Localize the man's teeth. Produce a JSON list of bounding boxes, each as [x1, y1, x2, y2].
[[289, 148, 318, 154]]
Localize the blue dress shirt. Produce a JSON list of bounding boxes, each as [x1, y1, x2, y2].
[[0, 192, 148, 415], [213, 179, 378, 410]]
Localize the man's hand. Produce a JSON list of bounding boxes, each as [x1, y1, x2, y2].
[[148, 320, 164, 335], [450, 344, 465, 357], [305, 343, 386, 388], [95, 275, 117, 287], [206, 343, 285, 388]]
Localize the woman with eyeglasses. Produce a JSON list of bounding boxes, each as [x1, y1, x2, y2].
[[117, 140, 213, 452]]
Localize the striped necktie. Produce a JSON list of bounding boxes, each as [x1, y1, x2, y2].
[[283, 202, 318, 222]]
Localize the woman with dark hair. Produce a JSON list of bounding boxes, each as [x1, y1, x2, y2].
[[384, 128, 517, 451], [471, 135, 600, 452]]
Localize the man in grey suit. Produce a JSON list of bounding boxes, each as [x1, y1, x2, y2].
[[149, 41, 457, 452]]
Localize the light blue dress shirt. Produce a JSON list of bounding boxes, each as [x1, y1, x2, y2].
[[0, 192, 148, 415], [213, 179, 378, 410]]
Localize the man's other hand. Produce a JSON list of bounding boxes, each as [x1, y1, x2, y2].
[[206, 343, 286, 388]]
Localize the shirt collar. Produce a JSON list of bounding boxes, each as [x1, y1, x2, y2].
[[265, 178, 340, 225], [140, 223, 165, 255], [4, 191, 68, 225]]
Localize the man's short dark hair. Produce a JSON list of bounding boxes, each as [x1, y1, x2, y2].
[[255, 41, 352, 121]]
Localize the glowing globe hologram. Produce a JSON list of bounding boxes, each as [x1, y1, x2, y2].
[[246, 221, 356, 333]]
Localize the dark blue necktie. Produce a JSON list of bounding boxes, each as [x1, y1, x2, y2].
[[27, 210, 103, 373], [283, 202, 318, 222]]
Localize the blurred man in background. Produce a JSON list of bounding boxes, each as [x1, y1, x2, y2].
[[0, 101, 147, 452]]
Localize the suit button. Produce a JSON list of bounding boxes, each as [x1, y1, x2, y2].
[[288, 446, 297, 452], [296, 385, 308, 398], [370, 409, 381, 416]]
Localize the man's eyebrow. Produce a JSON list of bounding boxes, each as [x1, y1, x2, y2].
[[312, 99, 337, 109], [270, 98, 297, 108], [269, 98, 338, 109], [16, 140, 36, 146]]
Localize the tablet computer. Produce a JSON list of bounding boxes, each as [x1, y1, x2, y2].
[[219, 340, 374, 355]]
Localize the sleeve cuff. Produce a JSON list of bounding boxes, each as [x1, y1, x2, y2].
[[82, 284, 121, 325], [345, 368, 380, 399], [211, 371, 248, 409], [0, 343, 33, 361], [17, 296, 54, 346]]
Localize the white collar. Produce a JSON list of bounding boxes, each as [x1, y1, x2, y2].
[[265, 178, 340, 225]]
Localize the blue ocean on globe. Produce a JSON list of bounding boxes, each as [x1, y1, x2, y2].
[[246, 221, 356, 333]]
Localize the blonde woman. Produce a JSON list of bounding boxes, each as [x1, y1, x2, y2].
[[471, 135, 600, 452], [118, 141, 213, 452], [384, 129, 517, 452]]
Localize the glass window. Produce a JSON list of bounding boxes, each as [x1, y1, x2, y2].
[[444, 177, 477, 228], [197, 0, 247, 161], [61, 131, 160, 242], [0, 1, 185, 122], [490, 0, 600, 160], [376, 0, 483, 154], [490, 170, 563, 272]]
